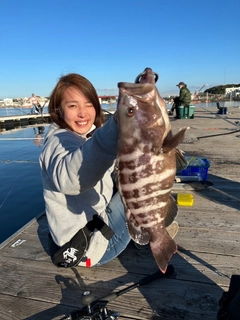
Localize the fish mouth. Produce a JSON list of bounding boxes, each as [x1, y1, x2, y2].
[[118, 82, 155, 96], [117, 82, 156, 108], [135, 68, 159, 84]]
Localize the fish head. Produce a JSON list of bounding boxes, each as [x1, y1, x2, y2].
[[136, 68, 170, 131], [117, 80, 170, 155]]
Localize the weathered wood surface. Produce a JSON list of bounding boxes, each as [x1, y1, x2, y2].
[[0, 106, 240, 320]]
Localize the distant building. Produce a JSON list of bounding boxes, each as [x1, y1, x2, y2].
[[98, 95, 118, 104], [3, 98, 13, 106], [225, 87, 240, 98]]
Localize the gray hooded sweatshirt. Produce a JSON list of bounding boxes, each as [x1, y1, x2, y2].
[[39, 116, 119, 266]]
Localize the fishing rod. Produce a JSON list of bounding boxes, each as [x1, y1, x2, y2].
[[6, 105, 29, 115], [198, 84, 207, 93], [192, 84, 207, 101], [14, 100, 48, 115], [63, 265, 174, 320], [196, 128, 240, 140]]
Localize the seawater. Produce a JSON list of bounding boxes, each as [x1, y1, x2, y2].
[[0, 101, 239, 244], [0, 124, 47, 244]]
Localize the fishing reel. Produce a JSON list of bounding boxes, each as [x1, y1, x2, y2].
[[64, 265, 174, 320], [79, 290, 119, 320], [64, 290, 120, 320]]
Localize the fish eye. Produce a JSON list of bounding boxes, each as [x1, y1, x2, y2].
[[126, 106, 135, 117]]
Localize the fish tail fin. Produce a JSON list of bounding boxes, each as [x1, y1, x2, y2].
[[150, 229, 177, 273]]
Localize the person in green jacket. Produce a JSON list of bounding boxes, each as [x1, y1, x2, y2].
[[169, 82, 191, 119]]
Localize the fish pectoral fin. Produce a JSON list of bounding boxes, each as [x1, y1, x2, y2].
[[175, 148, 188, 170], [127, 221, 150, 245], [150, 229, 177, 273], [164, 195, 178, 227]]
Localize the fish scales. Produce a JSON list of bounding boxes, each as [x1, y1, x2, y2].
[[116, 68, 188, 273], [119, 155, 174, 226]]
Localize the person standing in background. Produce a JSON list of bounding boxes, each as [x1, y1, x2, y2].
[[27, 93, 39, 114]]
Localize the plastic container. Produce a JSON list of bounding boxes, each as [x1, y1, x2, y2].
[[178, 106, 185, 118], [177, 193, 194, 206], [188, 105, 195, 118], [178, 105, 195, 119], [178, 156, 210, 181]]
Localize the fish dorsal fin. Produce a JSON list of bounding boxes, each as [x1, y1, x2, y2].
[[163, 127, 189, 152], [175, 148, 188, 170], [164, 195, 178, 227]]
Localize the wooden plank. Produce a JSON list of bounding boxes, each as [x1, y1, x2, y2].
[[0, 295, 70, 320], [0, 255, 222, 320], [177, 208, 240, 231]]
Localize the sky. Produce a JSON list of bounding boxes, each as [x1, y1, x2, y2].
[[0, 0, 240, 99]]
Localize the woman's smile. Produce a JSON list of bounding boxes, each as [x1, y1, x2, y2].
[[61, 86, 96, 135]]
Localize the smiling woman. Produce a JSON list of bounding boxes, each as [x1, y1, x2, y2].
[[48, 73, 104, 136], [39, 73, 131, 269], [61, 87, 96, 135]]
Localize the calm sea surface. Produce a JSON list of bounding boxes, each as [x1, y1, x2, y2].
[[0, 101, 239, 244]]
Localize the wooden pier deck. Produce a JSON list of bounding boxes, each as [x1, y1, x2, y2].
[[0, 106, 240, 319], [0, 114, 51, 131], [0, 110, 114, 132]]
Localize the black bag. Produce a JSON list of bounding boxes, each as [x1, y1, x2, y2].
[[217, 275, 240, 320], [48, 214, 114, 268]]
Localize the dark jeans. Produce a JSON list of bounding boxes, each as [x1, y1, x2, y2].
[[170, 97, 181, 117]]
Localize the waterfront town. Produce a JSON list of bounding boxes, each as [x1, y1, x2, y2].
[[0, 95, 119, 108], [0, 85, 240, 108]]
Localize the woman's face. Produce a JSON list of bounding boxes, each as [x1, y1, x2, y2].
[[61, 86, 96, 135]]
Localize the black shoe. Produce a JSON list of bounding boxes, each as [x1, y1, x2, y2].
[[174, 116, 180, 119], [168, 111, 173, 115]]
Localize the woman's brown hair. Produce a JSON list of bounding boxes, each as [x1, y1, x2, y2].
[[48, 73, 105, 131]]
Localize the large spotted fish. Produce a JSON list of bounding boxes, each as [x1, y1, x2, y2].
[[116, 68, 188, 273]]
